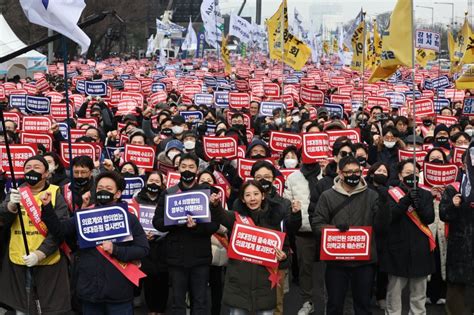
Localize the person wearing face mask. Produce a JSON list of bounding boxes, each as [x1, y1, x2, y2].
[[157, 139, 184, 171], [440, 143, 474, 315], [311, 155, 390, 315], [181, 131, 208, 171], [369, 127, 405, 181], [133, 171, 169, 315], [433, 124, 451, 150], [153, 153, 220, 315], [246, 139, 271, 159], [170, 115, 187, 141], [62, 156, 96, 211], [0, 155, 71, 314], [422, 149, 450, 306], [354, 143, 370, 169], [365, 162, 391, 309], [382, 160, 435, 315], [43, 151, 69, 186], [39, 171, 149, 315], [119, 162, 140, 177], [210, 181, 291, 315], [279, 146, 300, 169], [451, 132, 471, 150]]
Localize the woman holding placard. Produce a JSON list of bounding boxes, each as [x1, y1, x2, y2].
[[210, 180, 292, 315]]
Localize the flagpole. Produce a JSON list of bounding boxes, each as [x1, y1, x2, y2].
[[214, 7, 220, 72], [62, 37, 77, 210], [280, 1, 285, 100], [410, 0, 417, 189], [361, 11, 367, 106]]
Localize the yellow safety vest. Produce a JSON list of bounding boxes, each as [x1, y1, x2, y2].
[[9, 184, 61, 265]]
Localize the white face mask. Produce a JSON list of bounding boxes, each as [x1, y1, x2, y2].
[[466, 129, 474, 137], [48, 164, 56, 174], [292, 115, 301, 123], [275, 117, 286, 126], [384, 141, 396, 149], [184, 140, 195, 150], [172, 125, 184, 135], [284, 158, 298, 169], [167, 151, 180, 161]]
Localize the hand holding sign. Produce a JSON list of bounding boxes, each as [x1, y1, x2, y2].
[[291, 200, 301, 213], [102, 241, 114, 254], [186, 215, 197, 228], [275, 247, 287, 262], [453, 194, 462, 207]]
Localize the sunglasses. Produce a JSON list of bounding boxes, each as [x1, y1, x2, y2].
[[339, 151, 354, 158]]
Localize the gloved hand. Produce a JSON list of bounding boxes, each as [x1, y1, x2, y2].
[[336, 223, 350, 232], [22, 251, 45, 267], [7, 189, 21, 213], [409, 189, 421, 209]]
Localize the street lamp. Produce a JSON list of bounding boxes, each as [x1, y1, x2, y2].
[[416, 5, 434, 28], [434, 2, 454, 28]]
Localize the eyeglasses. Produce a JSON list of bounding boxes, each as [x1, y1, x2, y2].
[[339, 151, 353, 158], [255, 175, 274, 181], [342, 170, 361, 176]]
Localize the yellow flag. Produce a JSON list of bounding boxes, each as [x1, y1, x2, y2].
[[221, 36, 232, 75], [459, 18, 474, 64], [455, 65, 474, 89], [373, 20, 382, 66], [366, 29, 374, 70], [323, 41, 330, 55], [351, 20, 366, 72], [380, 0, 413, 68], [332, 37, 338, 54], [415, 49, 436, 68], [448, 29, 458, 63], [266, 0, 288, 60], [369, 65, 398, 82]]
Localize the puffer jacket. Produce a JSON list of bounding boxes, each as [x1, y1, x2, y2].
[[211, 198, 290, 312], [311, 176, 390, 266]]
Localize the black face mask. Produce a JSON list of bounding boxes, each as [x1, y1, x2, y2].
[[436, 136, 449, 144], [373, 174, 388, 186], [146, 183, 161, 194], [344, 174, 360, 187], [430, 158, 444, 164], [423, 120, 432, 127], [403, 174, 419, 187], [74, 177, 90, 187], [233, 124, 246, 133], [261, 135, 270, 143], [122, 172, 136, 178], [96, 190, 115, 205], [205, 119, 215, 124], [180, 170, 196, 185], [25, 170, 42, 186], [251, 154, 266, 159], [161, 128, 173, 137], [356, 156, 367, 167], [258, 179, 272, 192]]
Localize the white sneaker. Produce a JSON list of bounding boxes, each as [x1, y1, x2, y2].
[[425, 297, 432, 305], [376, 299, 387, 310], [297, 301, 314, 315], [436, 298, 446, 305]]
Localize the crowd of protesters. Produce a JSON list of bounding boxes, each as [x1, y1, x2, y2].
[[0, 55, 473, 315]]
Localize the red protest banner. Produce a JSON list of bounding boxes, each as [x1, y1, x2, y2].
[[44, 91, 63, 103], [300, 87, 324, 105], [269, 131, 302, 152], [227, 222, 286, 268], [301, 133, 329, 163], [330, 76, 346, 86], [407, 98, 434, 116], [398, 149, 428, 167], [121, 92, 144, 107], [280, 168, 298, 180], [3, 112, 21, 128], [22, 116, 52, 132], [338, 85, 353, 95], [263, 83, 280, 98], [423, 163, 458, 187], [124, 144, 156, 169], [436, 115, 458, 127], [0, 144, 37, 178], [148, 91, 167, 106], [77, 118, 98, 128], [228, 92, 250, 109], [166, 171, 181, 188], [202, 136, 238, 160], [452, 146, 466, 167], [20, 132, 53, 151], [237, 158, 259, 179], [116, 99, 139, 116], [326, 129, 360, 153], [50, 103, 74, 120], [330, 94, 352, 112], [69, 129, 87, 142], [123, 79, 142, 92], [366, 97, 390, 113], [320, 226, 372, 261], [60, 142, 97, 167]]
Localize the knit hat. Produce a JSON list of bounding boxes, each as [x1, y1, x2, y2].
[[434, 124, 449, 138]]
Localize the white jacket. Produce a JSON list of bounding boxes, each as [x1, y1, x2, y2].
[[283, 170, 312, 232]]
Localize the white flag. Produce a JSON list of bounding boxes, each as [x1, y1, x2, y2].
[[343, 10, 363, 51], [181, 18, 197, 51], [146, 34, 155, 57], [20, 0, 90, 54], [200, 0, 223, 48], [229, 13, 251, 44]]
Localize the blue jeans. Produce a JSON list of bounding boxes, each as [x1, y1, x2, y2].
[[228, 307, 274, 315], [82, 301, 133, 315]]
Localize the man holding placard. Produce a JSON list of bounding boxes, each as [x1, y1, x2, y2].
[[153, 153, 219, 315], [311, 155, 390, 315], [39, 171, 149, 315]]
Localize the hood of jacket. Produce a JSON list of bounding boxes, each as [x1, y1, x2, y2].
[[332, 175, 368, 196]]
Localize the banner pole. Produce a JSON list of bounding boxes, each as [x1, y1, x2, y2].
[[62, 37, 77, 210], [410, 0, 417, 189], [361, 11, 367, 106]]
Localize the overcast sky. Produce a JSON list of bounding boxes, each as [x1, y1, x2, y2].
[[220, 0, 472, 28]]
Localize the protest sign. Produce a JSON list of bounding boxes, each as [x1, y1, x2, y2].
[[25, 96, 51, 114], [124, 144, 156, 169], [75, 203, 132, 248], [194, 93, 214, 106], [301, 133, 329, 163], [0, 144, 36, 178], [202, 136, 238, 160], [423, 163, 458, 187], [269, 131, 302, 152], [259, 101, 285, 117], [138, 205, 160, 234], [20, 132, 53, 151], [122, 177, 145, 200], [228, 92, 250, 109], [320, 226, 372, 261], [60, 142, 97, 167], [300, 87, 324, 105], [398, 149, 428, 167], [22, 116, 52, 132], [164, 190, 211, 226], [85, 81, 107, 96]]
